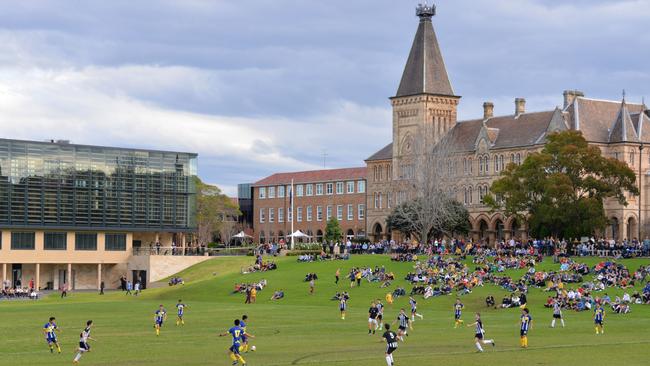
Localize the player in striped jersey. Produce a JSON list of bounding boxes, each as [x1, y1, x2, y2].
[[339, 297, 347, 320], [466, 313, 495, 352], [520, 308, 533, 348], [73, 320, 95, 364], [408, 296, 423, 322], [376, 299, 384, 331], [454, 299, 464, 328], [176, 299, 188, 326], [380, 324, 398, 366], [551, 300, 565, 328], [392, 308, 412, 341]]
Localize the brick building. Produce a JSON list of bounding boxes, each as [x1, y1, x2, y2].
[[252, 168, 367, 243]]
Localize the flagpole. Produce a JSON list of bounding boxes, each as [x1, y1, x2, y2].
[[290, 179, 295, 249]]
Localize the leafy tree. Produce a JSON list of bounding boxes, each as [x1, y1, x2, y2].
[[194, 177, 241, 245], [324, 217, 342, 243], [485, 130, 638, 238], [387, 197, 470, 242]]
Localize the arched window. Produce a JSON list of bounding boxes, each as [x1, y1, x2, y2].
[[485, 155, 490, 173], [494, 155, 499, 172], [499, 155, 504, 171], [464, 187, 469, 205], [510, 153, 515, 164], [468, 186, 473, 204], [468, 157, 473, 174], [478, 157, 483, 175], [515, 153, 521, 165]]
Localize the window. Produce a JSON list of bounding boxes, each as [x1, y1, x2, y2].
[[75, 233, 97, 251], [317, 206, 323, 221], [347, 181, 355, 194], [105, 233, 126, 251], [379, 193, 383, 209], [268, 186, 276, 198], [307, 206, 313, 221], [44, 232, 67, 250], [296, 185, 304, 197], [387, 192, 392, 208], [11, 232, 35, 250], [485, 156, 490, 173], [316, 184, 323, 195], [358, 204, 365, 220], [469, 158, 473, 174], [478, 157, 483, 175], [278, 186, 285, 198], [468, 186, 473, 204], [479, 186, 486, 203], [494, 156, 499, 172], [269, 208, 275, 223], [337, 205, 343, 220], [358, 180, 366, 193], [306, 184, 313, 196], [347, 204, 353, 220], [630, 151, 635, 165], [463, 158, 468, 174], [326, 205, 332, 220], [464, 188, 469, 205], [516, 153, 521, 165], [499, 155, 504, 171], [297, 207, 303, 222], [336, 182, 344, 194], [278, 208, 284, 223], [287, 207, 292, 222], [259, 187, 266, 199], [326, 183, 333, 195], [259, 208, 265, 223]]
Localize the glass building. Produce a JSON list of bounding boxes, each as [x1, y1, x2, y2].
[[0, 139, 197, 231]]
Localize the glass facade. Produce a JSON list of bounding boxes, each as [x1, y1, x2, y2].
[[0, 139, 197, 231]]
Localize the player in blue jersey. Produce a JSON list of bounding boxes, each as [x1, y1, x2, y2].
[[176, 299, 188, 326], [240, 315, 254, 353], [339, 297, 347, 320], [520, 308, 532, 348], [219, 319, 255, 366], [43, 317, 61, 354], [594, 302, 605, 335], [467, 313, 495, 352], [454, 299, 465, 328], [154, 304, 167, 336]]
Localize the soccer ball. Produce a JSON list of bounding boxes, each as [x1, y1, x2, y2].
[[251, 346, 256, 352]]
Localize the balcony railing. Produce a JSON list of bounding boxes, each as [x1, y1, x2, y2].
[[132, 246, 253, 257]]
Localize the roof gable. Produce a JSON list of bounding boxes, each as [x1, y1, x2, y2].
[[609, 99, 638, 143]]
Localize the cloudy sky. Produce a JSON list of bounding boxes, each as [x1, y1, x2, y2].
[[1, 0, 648, 195]]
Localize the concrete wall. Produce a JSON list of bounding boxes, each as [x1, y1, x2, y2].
[[127, 255, 212, 283]]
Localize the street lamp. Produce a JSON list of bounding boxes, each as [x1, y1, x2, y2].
[[639, 143, 644, 241]]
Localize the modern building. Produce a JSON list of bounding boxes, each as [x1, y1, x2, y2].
[[237, 183, 254, 231], [251, 168, 367, 243], [365, 3, 650, 244], [0, 138, 199, 290]]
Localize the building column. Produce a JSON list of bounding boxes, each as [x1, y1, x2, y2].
[[67, 263, 72, 291], [2, 263, 6, 289], [35, 263, 40, 291], [97, 263, 102, 291]]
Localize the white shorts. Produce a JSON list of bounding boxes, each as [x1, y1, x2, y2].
[[368, 318, 378, 325]]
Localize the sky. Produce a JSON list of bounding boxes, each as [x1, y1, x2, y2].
[[0, 0, 648, 195]]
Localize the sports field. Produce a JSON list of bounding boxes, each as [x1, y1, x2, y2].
[[1, 255, 649, 366]]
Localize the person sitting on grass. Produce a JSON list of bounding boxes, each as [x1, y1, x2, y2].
[[486, 295, 495, 308], [271, 289, 284, 300]]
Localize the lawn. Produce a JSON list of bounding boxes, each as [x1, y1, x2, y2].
[[1, 255, 649, 366]]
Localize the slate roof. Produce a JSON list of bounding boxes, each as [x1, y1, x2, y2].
[[253, 167, 367, 187], [365, 97, 650, 160], [395, 12, 454, 97], [365, 143, 393, 161]]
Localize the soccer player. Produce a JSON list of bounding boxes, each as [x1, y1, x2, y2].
[[73, 320, 94, 364], [551, 300, 565, 328], [368, 301, 379, 335], [376, 299, 384, 331], [408, 296, 423, 322], [240, 315, 253, 353], [454, 298, 465, 328], [176, 299, 188, 326], [594, 302, 605, 335], [340, 297, 347, 320], [154, 304, 167, 336], [335, 268, 340, 284], [520, 308, 532, 348], [392, 308, 411, 341], [219, 319, 255, 366], [380, 323, 398, 366], [43, 317, 61, 354], [466, 313, 495, 352]]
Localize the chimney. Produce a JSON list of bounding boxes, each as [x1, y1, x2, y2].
[[483, 102, 494, 120], [515, 98, 526, 116], [563, 90, 584, 109]]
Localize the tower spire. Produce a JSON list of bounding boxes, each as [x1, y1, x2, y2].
[[395, 2, 455, 98]]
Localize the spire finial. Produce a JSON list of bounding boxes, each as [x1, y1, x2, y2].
[[622, 89, 626, 101], [416, 2, 436, 21]]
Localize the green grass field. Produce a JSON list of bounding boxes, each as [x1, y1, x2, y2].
[[1, 255, 649, 366]]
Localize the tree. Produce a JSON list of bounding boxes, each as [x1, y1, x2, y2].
[[485, 130, 638, 238], [194, 177, 241, 246], [389, 132, 465, 245], [324, 217, 342, 243], [387, 196, 470, 241]]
